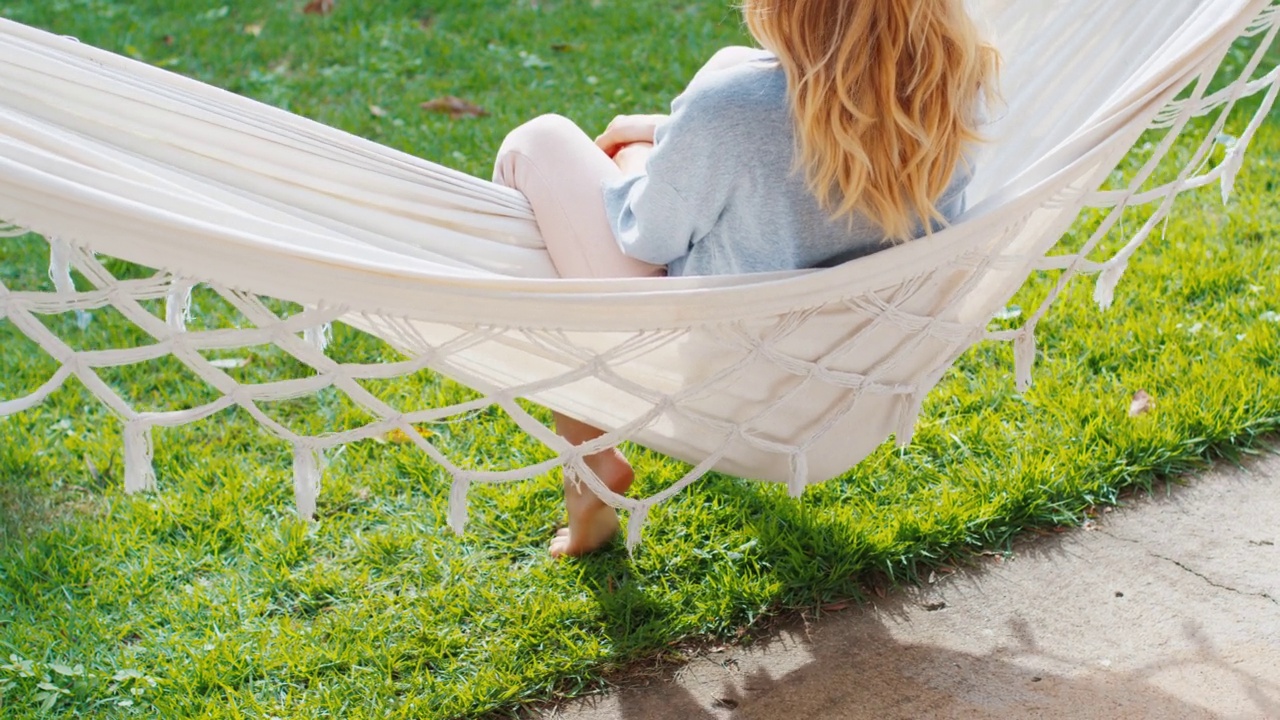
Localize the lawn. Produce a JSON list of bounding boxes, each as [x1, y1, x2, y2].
[[1, 1, 1279, 718]]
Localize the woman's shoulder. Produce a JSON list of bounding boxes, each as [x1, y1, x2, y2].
[[674, 54, 788, 121]]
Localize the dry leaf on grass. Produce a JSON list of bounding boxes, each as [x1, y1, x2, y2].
[[420, 96, 489, 119], [1129, 389, 1155, 417], [303, 0, 335, 15], [381, 427, 433, 444]]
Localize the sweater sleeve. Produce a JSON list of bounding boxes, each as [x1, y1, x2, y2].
[[601, 87, 738, 267]]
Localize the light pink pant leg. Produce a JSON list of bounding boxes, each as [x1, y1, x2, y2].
[[493, 114, 665, 279]]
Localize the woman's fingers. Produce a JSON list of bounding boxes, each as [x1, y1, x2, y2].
[[595, 114, 667, 155], [610, 142, 654, 175]]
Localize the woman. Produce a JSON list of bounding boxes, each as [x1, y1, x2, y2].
[[493, 0, 999, 557]]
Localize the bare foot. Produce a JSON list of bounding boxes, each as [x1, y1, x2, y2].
[[549, 447, 635, 558]]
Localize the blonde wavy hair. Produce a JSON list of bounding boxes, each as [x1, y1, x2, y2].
[[743, 0, 999, 241]]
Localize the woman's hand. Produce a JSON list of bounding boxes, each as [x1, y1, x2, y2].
[[611, 142, 654, 176], [595, 114, 668, 157]]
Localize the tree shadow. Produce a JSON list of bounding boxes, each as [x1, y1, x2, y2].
[[553, 564, 1279, 719], [542, 469, 1280, 719], [579, 609, 1280, 719]]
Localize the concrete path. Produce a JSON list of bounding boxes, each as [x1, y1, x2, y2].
[[543, 451, 1280, 719]]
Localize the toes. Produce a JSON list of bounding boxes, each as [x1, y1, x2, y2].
[[549, 536, 569, 558]]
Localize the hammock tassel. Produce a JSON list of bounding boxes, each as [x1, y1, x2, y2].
[[1217, 133, 1244, 205], [165, 279, 194, 333], [47, 237, 74, 294], [448, 477, 471, 536], [303, 305, 332, 353], [788, 451, 808, 498], [48, 238, 91, 329], [1014, 329, 1037, 393], [123, 422, 157, 493], [1094, 262, 1127, 310], [292, 444, 324, 520], [625, 505, 650, 554], [304, 324, 331, 353], [895, 394, 919, 447]]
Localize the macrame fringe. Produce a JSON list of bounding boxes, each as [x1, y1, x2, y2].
[[47, 238, 92, 329], [788, 452, 808, 499], [1014, 329, 1038, 393], [303, 325, 332, 353], [303, 312, 332, 353], [123, 422, 156, 493], [625, 505, 650, 553], [47, 237, 74, 294], [166, 279, 194, 333], [292, 444, 324, 520], [448, 477, 471, 535], [1094, 262, 1128, 310], [1219, 138, 1245, 205]]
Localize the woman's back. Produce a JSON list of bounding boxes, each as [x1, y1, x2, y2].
[[603, 52, 973, 276]]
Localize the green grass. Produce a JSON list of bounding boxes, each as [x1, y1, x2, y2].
[[2, 1, 1279, 718]]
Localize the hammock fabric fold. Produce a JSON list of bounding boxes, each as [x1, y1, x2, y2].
[[1, 1, 1277, 547]]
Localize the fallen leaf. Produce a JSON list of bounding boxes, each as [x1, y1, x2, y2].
[[303, 0, 335, 15], [369, 104, 387, 118], [384, 427, 433, 444], [1129, 389, 1155, 417], [162, 35, 174, 46], [821, 600, 852, 612], [244, 23, 264, 36], [420, 96, 489, 119]]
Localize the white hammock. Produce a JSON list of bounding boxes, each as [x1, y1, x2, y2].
[[1, 1, 1277, 547]]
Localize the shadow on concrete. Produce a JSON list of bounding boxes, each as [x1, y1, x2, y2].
[[545, 458, 1280, 719], [564, 586, 1280, 720]]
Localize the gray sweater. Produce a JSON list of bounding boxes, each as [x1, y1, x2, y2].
[[602, 54, 970, 277]]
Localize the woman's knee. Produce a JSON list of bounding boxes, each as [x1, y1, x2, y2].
[[499, 114, 582, 158], [494, 114, 585, 184]]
